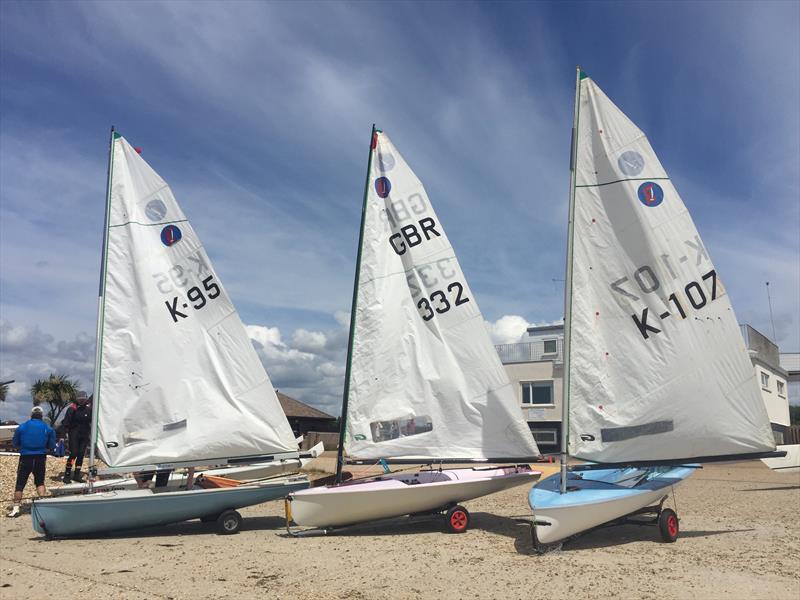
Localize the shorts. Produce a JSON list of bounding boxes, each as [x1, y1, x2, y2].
[[138, 469, 172, 487], [15, 454, 47, 492]]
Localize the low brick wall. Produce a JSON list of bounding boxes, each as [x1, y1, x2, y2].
[[302, 431, 339, 451]]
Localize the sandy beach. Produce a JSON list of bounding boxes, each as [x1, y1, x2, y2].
[[1, 455, 798, 600]]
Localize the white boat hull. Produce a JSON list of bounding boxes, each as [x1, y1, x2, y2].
[[0, 425, 17, 443], [288, 465, 540, 529], [762, 444, 800, 474], [529, 466, 695, 545], [49, 442, 324, 496], [50, 458, 304, 496]]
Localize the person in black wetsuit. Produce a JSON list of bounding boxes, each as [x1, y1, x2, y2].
[[61, 393, 92, 484]]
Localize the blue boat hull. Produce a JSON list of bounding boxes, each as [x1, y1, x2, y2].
[[528, 466, 696, 545], [32, 476, 309, 537]]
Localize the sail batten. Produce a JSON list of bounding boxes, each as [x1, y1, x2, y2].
[[344, 131, 539, 461], [95, 134, 298, 469], [566, 77, 775, 463]]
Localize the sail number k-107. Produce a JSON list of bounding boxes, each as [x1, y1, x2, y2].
[[631, 269, 718, 340], [605, 237, 722, 340]]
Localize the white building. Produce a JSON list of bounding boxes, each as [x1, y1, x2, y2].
[[496, 322, 792, 453], [740, 325, 791, 444], [779, 352, 799, 406], [496, 324, 564, 454]]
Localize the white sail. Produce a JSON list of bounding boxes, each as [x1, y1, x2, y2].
[[567, 75, 775, 463], [345, 131, 539, 461], [96, 133, 298, 469]]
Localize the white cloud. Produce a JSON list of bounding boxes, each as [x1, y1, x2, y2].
[[487, 315, 531, 344], [0, 320, 95, 423]]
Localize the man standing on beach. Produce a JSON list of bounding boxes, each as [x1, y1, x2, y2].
[[7, 406, 56, 517], [61, 392, 92, 483]]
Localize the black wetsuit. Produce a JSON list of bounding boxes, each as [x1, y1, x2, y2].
[[62, 402, 92, 481]]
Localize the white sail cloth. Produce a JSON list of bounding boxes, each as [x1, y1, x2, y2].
[[568, 76, 775, 463], [96, 134, 298, 468], [345, 131, 539, 460]]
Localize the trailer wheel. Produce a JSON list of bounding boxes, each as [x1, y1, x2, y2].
[[216, 509, 242, 535], [446, 505, 470, 533], [658, 508, 679, 542]]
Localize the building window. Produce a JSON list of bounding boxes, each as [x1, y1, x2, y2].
[[531, 429, 558, 446], [777, 380, 785, 397], [760, 372, 770, 389], [522, 381, 553, 405], [543, 339, 557, 354]]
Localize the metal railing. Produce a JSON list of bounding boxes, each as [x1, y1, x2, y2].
[[495, 338, 563, 364], [740, 324, 781, 371]]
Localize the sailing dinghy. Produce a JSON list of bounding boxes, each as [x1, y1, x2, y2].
[[528, 70, 779, 549], [48, 446, 322, 497], [762, 445, 800, 474], [32, 130, 310, 537], [286, 129, 541, 534]]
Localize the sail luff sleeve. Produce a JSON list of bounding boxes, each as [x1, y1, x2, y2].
[[89, 126, 117, 472], [560, 66, 583, 493], [336, 124, 376, 484]]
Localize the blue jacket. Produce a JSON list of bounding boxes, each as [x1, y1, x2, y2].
[[12, 418, 56, 455]]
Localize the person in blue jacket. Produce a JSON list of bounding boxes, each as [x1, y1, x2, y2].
[[7, 406, 56, 518]]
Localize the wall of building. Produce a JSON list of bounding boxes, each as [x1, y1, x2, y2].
[[502, 360, 564, 452]]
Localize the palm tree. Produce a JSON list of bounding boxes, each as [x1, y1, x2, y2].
[[31, 373, 81, 425], [0, 382, 8, 403]]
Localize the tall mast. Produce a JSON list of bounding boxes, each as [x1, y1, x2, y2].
[[335, 124, 377, 484], [88, 126, 116, 488], [560, 67, 583, 494]]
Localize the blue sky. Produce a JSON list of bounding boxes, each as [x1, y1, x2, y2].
[[1, 1, 798, 420]]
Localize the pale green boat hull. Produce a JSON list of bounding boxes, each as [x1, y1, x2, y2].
[[32, 476, 308, 537]]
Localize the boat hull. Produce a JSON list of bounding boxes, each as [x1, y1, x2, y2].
[[761, 444, 800, 474], [32, 475, 309, 537], [288, 465, 540, 528], [49, 458, 307, 496], [528, 466, 695, 545]]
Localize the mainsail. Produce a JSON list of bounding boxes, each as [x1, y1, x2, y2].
[[94, 133, 298, 469], [566, 74, 775, 463], [344, 130, 539, 461]]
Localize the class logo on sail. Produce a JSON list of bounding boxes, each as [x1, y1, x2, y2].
[[378, 153, 395, 172], [145, 199, 167, 222], [375, 177, 392, 198], [637, 181, 664, 207], [160, 224, 182, 246]]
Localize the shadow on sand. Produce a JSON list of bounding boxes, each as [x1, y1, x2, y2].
[[401, 513, 760, 555], [30, 515, 287, 542]]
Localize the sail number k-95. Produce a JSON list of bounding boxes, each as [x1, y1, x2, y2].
[[163, 275, 221, 323]]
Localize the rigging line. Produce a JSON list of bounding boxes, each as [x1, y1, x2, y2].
[[108, 218, 188, 228], [575, 176, 670, 189], [672, 485, 679, 515]]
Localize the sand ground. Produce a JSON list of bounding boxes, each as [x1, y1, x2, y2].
[[1, 455, 798, 600]]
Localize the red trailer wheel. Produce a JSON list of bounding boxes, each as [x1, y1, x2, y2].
[[446, 505, 470, 533], [659, 508, 679, 542]]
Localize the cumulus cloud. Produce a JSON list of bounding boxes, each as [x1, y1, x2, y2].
[[487, 315, 531, 345], [246, 323, 347, 415], [0, 320, 96, 422]]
